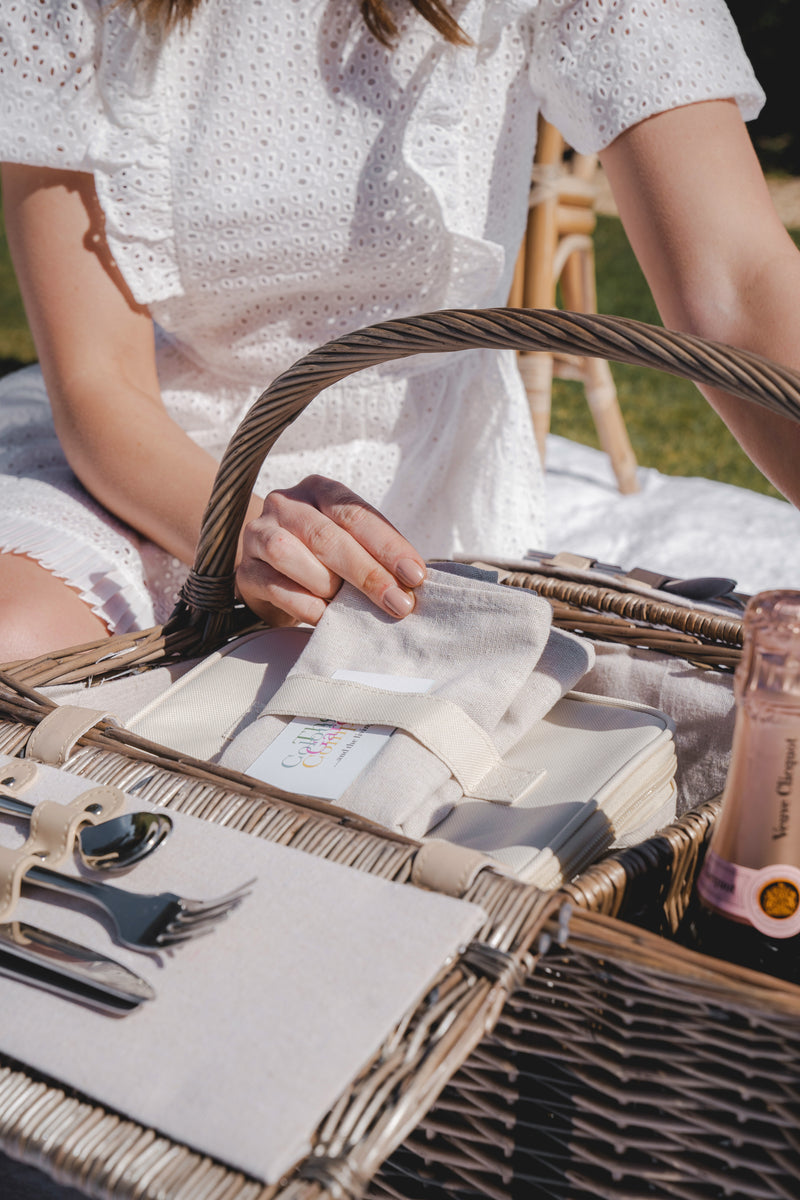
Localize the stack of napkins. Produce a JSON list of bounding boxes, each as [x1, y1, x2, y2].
[[128, 567, 677, 886]]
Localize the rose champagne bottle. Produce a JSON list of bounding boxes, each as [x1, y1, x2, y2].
[[681, 590, 800, 982]]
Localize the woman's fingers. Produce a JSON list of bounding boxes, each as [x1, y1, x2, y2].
[[287, 477, 425, 614], [236, 476, 427, 624], [235, 555, 329, 627], [237, 520, 340, 624]]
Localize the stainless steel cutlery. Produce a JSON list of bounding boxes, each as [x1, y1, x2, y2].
[[0, 792, 173, 870], [23, 864, 253, 952], [0, 781, 254, 1011], [0, 920, 155, 1013]]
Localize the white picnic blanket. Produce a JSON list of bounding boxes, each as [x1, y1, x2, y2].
[[541, 435, 800, 809], [545, 435, 800, 593]]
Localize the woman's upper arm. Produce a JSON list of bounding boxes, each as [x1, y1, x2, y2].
[[598, 99, 800, 505], [597, 99, 800, 345], [0, 163, 161, 441]]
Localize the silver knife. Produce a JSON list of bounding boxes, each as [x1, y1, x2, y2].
[[0, 921, 155, 1014]]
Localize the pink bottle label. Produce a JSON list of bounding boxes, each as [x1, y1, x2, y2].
[[698, 850, 800, 938]]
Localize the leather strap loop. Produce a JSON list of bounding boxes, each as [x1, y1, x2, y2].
[[0, 760, 38, 794], [411, 839, 501, 898], [26, 706, 118, 767], [0, 784, 125, 921]]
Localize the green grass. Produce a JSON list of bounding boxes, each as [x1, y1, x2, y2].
[[0, 196, 36, 370], [0, 192, 796, 498]]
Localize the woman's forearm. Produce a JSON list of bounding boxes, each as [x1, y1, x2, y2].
[[600, 100, 800, 506], [682, 250, 800, 508], [50, 368, 261, 565], [2, 162, 262, 563]]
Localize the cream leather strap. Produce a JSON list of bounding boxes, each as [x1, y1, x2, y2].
[[0, 762, 125, 921], [263, 674, 544, 804], [411, 839, 505, 898], [547, 551, 596, 570], [26, 706, 117, 767]]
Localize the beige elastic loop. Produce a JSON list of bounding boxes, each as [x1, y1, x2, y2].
[[548, 551, 596, 570], [411, 839, 501, 898], [26, 706, 117, 767], [0, 785, 125, 921], [264, 674, 542, 804]]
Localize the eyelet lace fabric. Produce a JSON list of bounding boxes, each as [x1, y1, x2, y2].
[[0, 0, 763, 632]]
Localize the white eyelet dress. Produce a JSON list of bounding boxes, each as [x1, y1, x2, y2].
[[0, 0, 763, 632]]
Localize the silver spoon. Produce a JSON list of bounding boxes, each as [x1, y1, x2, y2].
[[0, 793, 173, 871]]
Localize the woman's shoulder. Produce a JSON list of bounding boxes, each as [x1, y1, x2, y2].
[[0, 0, 111, 171], [526, 0, 764, 155], [0, 0, 105, 90]]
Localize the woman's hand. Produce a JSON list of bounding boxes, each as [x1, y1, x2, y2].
[[236, 475, 427, 625]]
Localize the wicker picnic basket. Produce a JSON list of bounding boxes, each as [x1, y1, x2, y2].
[[2, 308, 800, 1200]]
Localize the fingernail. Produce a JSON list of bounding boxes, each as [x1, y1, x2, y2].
[[383, 585, 415, 618], [396, 557, 425, 587]]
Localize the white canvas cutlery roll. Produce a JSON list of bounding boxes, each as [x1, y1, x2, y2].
[[221, 568, 594, 837], [133, 567, 593, 837]]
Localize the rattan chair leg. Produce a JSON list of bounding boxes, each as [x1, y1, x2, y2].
[[517, 350, 554, 461], [582, 355, 639, 493], [514, 117, 640, 491]]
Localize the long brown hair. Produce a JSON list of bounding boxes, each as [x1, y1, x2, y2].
[[128, 0, 470, 45]]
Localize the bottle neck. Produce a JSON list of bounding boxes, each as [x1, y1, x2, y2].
[[737, 640, 800, 710]]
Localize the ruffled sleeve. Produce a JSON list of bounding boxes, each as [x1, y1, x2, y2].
[[0, 0, 106, 170], [0, 0, 181, 307], [527, 0, 766, 155]]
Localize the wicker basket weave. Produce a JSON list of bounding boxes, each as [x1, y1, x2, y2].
[[371, 799, 800, 1200], [2, 308, 800, 1200]]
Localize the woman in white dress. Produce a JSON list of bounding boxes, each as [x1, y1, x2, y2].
[[1, 0, 799, 660]]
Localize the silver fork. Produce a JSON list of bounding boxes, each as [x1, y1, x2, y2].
[[23, 865, 254, 954]]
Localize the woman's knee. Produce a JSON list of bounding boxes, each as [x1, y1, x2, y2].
[[0, 553, 110, 662]]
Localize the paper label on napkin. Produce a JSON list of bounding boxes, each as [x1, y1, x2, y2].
[[246, 670, 434, 800]]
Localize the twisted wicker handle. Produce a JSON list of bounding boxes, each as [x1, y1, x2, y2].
[[173, 307, 800, 634]]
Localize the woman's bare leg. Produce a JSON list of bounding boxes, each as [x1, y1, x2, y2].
[[0, 552, 110, 662]]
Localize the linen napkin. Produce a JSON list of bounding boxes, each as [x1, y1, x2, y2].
[[577, 641, 735, 813], [217, 566, 594, 838]]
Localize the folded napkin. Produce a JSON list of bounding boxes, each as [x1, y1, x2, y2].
[[577, 642, 735, 813], [217, 566, 594, 838]]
